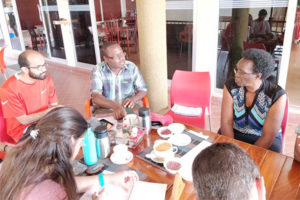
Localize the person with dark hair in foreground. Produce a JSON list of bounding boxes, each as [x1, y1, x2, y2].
[[0, 107, 138, 200], [220, 49, 286, 153], [192, 143, 266, 200], [91, 42, 147, 120]]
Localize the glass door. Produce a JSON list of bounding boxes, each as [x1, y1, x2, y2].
[[39, 0, 66, 59], [2, 0, 24, 51], [69, 0, 98, 65]]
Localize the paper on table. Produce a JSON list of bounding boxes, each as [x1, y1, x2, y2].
[[187, 130, 209, 140], [171, 104, 202, 116], [179, 140, 212, 182], [129, 181, 167, 200], [80, 180, 167, 200]]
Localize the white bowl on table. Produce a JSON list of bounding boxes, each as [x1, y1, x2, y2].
[[157, 126, 174, 138], [167, 123, 185, 134], [163, 157, 182, 174]]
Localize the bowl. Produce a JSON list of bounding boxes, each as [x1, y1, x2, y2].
[[163, 157, 182, 174], [157, 127, 174, 138], [168, 123, 185, 134]]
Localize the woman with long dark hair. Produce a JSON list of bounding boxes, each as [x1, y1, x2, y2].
[[0, 107, 138, 199]]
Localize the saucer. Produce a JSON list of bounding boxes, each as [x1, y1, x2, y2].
[[168, 134, 191, 146], [110, 151, 133, 165], [145, 151, 166, 164]]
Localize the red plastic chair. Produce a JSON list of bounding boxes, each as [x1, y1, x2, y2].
[[0, 46, 8, 80], [243, 41, 267, 51], [281, 97, 289, 152], [165, 70, 211, 130]]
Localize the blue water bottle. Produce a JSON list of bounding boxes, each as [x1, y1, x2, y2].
[[82, 128, 98, 166]]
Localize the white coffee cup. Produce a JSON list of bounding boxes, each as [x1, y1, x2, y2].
[[153, 140, 177, 158], [113, 144, 129, 161]]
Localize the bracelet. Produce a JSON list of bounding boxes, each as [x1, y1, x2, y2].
[[98, 173, 105, 187]]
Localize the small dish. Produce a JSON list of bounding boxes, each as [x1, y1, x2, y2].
[[168, 134, 191, 146], [110, 151, 133, 165], [168, 123, 185, 134], [163, 157, 182, 174], [157, 127, 174, 138]]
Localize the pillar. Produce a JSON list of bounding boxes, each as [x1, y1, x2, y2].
[[136, 0, 169, 113]]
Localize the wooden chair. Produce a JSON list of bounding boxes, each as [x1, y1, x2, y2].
[[28, 28, 46, 50], [103, 19, 120, 42], [120, 21, 138, 57]]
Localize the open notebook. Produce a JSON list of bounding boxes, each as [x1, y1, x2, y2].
[[80, 178, 167, 200]]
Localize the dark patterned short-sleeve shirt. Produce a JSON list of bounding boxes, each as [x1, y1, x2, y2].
[[225, 78, 285, 138], [90, 61, 147, 104]]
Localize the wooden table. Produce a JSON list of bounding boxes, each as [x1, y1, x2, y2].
[[124, 124, 300, 200]]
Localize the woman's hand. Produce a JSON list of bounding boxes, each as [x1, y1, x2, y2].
[[92, 189, 106, 200], [105, 170, 139, 192]]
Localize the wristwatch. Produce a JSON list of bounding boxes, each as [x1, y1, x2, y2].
[[296, 125, 300, 135]]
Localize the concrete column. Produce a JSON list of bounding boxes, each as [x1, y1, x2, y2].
[[136, 0, 168, 113]]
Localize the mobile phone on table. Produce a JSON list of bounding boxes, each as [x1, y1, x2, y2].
[[99, 119, 114, 130]]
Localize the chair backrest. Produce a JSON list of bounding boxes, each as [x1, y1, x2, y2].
[[0, 46, 7, 74], [243, 41, 266, 51], [281, 97, 289, 145], [170, 70, 211, 113], [104, 19, 120, 42]]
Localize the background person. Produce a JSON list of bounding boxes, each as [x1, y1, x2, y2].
[[192, 142, 266, 200], [90, 42, 147, 120], [250, 9, 273, 41], [250, 9, 276, 53], [0, 50, 60, 153], [220, 49, 286, 153], [0, 107, 138, 200]]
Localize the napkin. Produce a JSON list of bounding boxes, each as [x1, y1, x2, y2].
[[171, 104, 202, 116]]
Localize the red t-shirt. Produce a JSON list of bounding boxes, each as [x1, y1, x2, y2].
[[0, 74, 57, 143]]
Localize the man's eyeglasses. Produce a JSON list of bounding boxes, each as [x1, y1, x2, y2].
[[106, 52, 126, 61], [234, 68, 256, 76], [28, 63, 48, 71]]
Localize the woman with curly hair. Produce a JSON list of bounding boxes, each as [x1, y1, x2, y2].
[[220, 49, 286, 153]]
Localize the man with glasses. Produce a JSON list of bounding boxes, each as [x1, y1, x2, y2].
[[220, 49, 286, 153], [0, 50, 59, 150], [91, 42, 147, 120]]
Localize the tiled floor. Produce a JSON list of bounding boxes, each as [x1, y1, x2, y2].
[[1, 48, 299, 158]]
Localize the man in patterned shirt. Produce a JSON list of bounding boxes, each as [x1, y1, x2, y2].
[[90, 42, 147, 120]]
